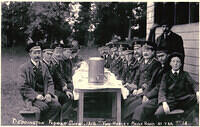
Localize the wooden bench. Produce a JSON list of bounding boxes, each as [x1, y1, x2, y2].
[[19, 100, 40, 121], [168, 109, 184, 119], [19, 108, 40, 121], [160, 109, 185, 125]]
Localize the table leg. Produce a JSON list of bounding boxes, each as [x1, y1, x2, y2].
[[116, 91, 121, 123], [78, 92, 84, 124], [112, 93, 117, 119]]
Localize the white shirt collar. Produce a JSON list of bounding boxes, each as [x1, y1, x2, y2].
[[167, 31, 171, 36], [43, 59, 49, 65], [31, 59, 37, 67], [172, 69, 180, 74], [144, 58, 153, 64], [137, 57, 141, 61], [164, 31, 171, 36]]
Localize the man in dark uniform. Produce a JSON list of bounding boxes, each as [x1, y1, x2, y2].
[[42, 43, 54, 74], [117, 50, 128, 81], [51, 41, 74, 122], [114, 49, 128, 79], [122, 41, 144, 92], [123, 41, 161, 122], [155, 52, 199, 121], [131, 48, 170, 122], [109, 47, 119, 72], [18, 38, 61, 124], [104, 47, 114, 69], [156, 19, 185, 59], [120, 50, 135, 84]]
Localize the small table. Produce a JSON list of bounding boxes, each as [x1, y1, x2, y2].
[[75, 88, 121, 124]]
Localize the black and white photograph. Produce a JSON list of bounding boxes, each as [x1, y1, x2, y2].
[[1, 1, 199, 126]]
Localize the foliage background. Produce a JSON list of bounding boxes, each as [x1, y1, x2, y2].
[[2, 2, 146, 47]]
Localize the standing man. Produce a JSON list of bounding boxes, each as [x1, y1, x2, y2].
[[18, 38, 61, 124], [156, 19, 185, 58]]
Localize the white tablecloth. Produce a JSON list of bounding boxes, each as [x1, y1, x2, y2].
[[72, 61, 129, 100]]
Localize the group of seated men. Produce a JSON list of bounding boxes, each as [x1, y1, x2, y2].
[[18, 38, 82, 124], [18, 35, 199, 124], [99, 40, 199, 123]]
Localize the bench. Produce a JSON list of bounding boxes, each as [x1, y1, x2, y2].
[[167, 109, 184, 120], [19, 108, 40, 121], [19, 100, 40, 121]]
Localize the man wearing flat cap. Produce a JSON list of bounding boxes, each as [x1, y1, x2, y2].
[[123, 41, 162, 123], [116, 49, 132, 80], [105, 46, 117, 68], [123, 41, 144, 86], [18, 38, 61, 124], [109, 47, 119, 72], [51, 40, 75, 122], [156, 19, 185, 60], [155, 52, 199, 122], [42, 43, 54, 73]]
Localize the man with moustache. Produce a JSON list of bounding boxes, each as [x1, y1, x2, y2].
[[18, 38, 61, 124], [131, 48, 170, 122], [123, 41, 161, 123], [51, 41, 74, 122]]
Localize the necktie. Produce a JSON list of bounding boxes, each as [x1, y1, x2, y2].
[[174, 72, 178, 79]]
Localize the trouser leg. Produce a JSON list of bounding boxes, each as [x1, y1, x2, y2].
[[55, 90, 74, 121], [47, 99, 61, 122], [132, 100, 158, 122]]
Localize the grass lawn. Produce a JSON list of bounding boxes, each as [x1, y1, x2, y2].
[[1, 45, 29, 125]]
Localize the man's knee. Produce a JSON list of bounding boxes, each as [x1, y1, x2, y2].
[[49, 100, 62, 111], [154, 105, 165, 118], [33, 100, 49, 112]]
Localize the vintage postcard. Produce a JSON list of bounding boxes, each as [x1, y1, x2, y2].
[[1, 1, 199, 126]]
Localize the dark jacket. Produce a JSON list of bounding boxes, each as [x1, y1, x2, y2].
[[18, 60, 55, 102], [133, 58, 161, 95], [104, 54, 112, 68], [51, 57, 73, 93], [126, 57, 143, 84], [110, 56, 121, 73], [156, 31, 185, 57], [117, 58, 128, 80], [158, 70, 198, 104], [143, 64, 169, 100]]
